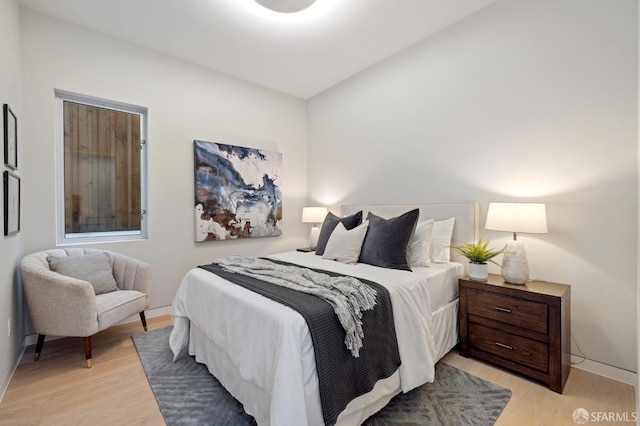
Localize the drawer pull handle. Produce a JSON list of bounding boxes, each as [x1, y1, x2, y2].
[[495, 342, 513, 350], [494, 307, 512, 313]]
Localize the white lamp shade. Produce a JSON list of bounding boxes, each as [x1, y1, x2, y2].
[[302, 207, 328, 223], [485, 203, 548, 234]]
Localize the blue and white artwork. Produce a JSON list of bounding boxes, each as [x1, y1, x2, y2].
[[194, 140, 283, 241]]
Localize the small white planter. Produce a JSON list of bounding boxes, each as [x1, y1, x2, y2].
[[468, 263, 488, 281]]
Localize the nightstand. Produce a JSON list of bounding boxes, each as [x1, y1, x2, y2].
[[459, 274, 571, 393]]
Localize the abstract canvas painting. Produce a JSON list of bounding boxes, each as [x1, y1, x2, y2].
[[194, 140, 282, 241]]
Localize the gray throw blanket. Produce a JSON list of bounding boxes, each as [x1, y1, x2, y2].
[[215, 256, 377, 357]]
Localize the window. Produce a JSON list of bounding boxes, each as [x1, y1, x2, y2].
[[55, 90, 148, 244]]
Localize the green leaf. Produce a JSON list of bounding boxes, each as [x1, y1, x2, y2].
[[451, 235, 505, 265]]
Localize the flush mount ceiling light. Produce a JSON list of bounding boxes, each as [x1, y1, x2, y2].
[[254, 0, 317, 13]]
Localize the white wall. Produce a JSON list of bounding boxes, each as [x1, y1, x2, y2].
[[19, 10, 308, 314], [307, 0, 638, 373], [0, 0, 23, 400]]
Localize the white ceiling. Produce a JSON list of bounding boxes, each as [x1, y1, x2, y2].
[[19, 0, 497, 99]]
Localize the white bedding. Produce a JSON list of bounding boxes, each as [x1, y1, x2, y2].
[[170, 251, 463, 425]]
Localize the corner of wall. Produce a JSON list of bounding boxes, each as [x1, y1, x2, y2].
[[0, 0, 24, 403]]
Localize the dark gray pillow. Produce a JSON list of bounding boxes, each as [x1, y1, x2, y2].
[[47, 252, 118, 295], [358, 209, 420, 271], [315, 211, 363, 255]]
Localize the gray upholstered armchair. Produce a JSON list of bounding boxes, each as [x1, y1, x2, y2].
[[21, 248, 151, 368]]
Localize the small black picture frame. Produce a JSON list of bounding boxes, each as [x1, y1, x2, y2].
[[4, 171, 20, 235], [4, 103, 17, 170]]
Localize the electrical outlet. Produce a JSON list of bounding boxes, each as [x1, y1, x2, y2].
[[7, 318, 11, 337]]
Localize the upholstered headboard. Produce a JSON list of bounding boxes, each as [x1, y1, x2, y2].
[[340, 202, 480, 265]]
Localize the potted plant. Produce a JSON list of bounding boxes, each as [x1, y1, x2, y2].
[[452, 236, 504, 281]]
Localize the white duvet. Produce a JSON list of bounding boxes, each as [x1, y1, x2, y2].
[[169, 251, 462, 425]]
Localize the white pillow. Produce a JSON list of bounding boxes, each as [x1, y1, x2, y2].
[[430, 217, 455, 263], [322, 220, 369, 264], [406, 219, 434, 267]]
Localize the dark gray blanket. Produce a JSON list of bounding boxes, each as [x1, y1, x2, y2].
[[199, 259, 401, 426]]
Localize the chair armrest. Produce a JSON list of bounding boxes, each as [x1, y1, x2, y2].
[[21, 265, 99, 337], [110, 252, 152, 308]]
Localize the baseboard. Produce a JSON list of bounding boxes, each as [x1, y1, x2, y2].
[[23, 305, 172, 346], [571, 354, 637, 387], [144, 305, 172, 317], [0, 344, 26, 404], [121, 305, 171, 325]]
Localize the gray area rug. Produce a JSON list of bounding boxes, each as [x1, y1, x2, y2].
[[132, 326, 511, 425]]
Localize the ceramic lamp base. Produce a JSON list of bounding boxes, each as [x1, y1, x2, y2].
[[501, 240, 529, 284], [309, 226, 320, 250]]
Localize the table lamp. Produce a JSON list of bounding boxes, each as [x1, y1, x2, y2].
[[301, 207, 327, 250], [485, 202, 547, 284]]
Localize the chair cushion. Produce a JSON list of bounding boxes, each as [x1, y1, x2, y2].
[[96, 290, 146, 331], [47, 252, 118, 295]]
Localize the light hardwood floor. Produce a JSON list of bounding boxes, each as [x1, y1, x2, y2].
[[0, 314, 635, 425]]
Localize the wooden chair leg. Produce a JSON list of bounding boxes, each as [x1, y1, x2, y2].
[[140, 311, 148, 331], [83, 336, 92, 368], [34, 334, 45, 361]]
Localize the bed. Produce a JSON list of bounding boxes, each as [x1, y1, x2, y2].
[[170, 202, 479, 425]]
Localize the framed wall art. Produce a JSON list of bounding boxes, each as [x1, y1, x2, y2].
[[194, 140, 282, 242], [3, 104, 17, 170], [4, 171, 20, 235]]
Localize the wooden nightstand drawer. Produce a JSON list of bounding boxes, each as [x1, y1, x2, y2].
[[468, 322, 549, 373], [467, 289, 548, 334]]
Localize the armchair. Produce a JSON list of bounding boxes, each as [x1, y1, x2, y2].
[[21, 248, 151, 368]]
